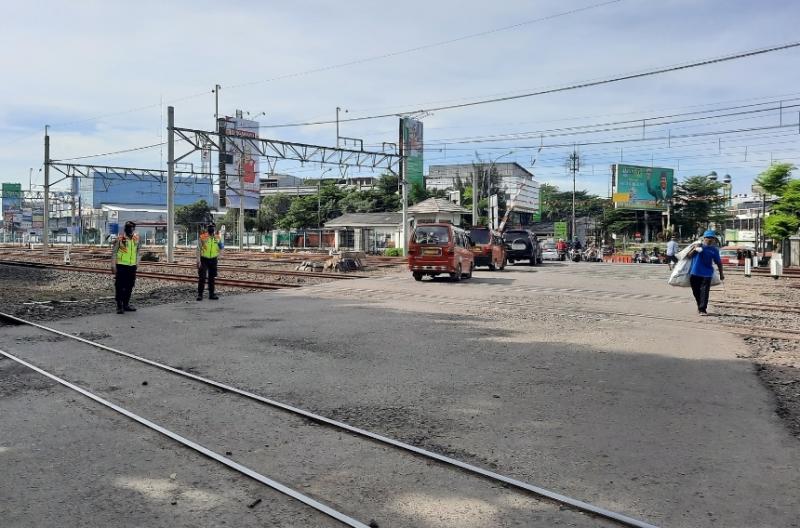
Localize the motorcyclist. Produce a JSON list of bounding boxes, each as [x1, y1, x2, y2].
[[556, 238, 567, 261]]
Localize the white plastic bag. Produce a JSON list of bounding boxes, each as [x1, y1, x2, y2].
[[668, 256, 692, 287]]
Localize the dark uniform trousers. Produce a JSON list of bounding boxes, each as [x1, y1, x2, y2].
[[198, 257, 218, 296], [115, 264, 137, 308]]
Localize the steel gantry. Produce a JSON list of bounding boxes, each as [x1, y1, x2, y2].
[[41, 106, 403, 262], [172, 127, 401, 171]]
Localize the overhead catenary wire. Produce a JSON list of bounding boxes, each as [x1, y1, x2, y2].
[[261, 40, 800, 129]]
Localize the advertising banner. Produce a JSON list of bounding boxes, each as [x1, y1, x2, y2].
[[401, 118, 424, 189], [220, 115, 260, 210], [613, 164, 674, 211], [554, 221, 568, 240], [1, 184, 22, 229]]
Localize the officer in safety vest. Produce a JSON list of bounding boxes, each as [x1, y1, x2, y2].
[[111, 221, 140, 314], [197, 222, 223, 300]]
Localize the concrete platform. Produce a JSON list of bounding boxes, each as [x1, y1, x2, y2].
[[1, 262, 798, 527]]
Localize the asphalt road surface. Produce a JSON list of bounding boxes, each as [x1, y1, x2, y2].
[[1, 262, 797, 527]]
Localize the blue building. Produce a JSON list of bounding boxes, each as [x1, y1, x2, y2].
[[79, 171, 213, 208]]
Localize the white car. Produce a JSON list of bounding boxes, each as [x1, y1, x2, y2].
[[540, 240, 559, 261]]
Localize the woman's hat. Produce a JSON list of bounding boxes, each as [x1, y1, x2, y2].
[[702, 229, 719, 239]]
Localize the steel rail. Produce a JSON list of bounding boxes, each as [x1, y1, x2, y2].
[[0, 348, 370, 528], [304, 285, 800, 340], [0, 312, 659, 528], [0, 260, 297, 290]]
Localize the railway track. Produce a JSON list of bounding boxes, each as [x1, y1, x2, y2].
[[0, 260, 300, 290], [0, 253, 377, 279], [303, 283, 800, 341], [0, 312, 658, 528]]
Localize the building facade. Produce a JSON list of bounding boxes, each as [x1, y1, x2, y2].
[[426, 162, 540, 221]]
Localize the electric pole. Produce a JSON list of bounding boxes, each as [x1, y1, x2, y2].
[[568, 148, 580, 243], [167, 106, 175, 263], [43, 126, 50, 255]]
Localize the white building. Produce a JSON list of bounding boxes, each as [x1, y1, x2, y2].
[[426, 162, 540, 218]]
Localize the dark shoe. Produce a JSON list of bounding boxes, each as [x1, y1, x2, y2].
[[209, 294, 219, 300], [116, 307, 125, 314], [196, 295, 203, 301], [123, 305, 137, 312]]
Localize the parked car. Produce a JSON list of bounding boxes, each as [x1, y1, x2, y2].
[[408, 223, 475, 281], [503, 229, 541, 265], [720, 246, 754, 266], [468, 227, 507, 270], [540, 239, 559, 261]]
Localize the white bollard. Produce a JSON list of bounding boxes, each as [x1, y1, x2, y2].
[[744, 257, 752, 277], [770, 256, 783, 280]]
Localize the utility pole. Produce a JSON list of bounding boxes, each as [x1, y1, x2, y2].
[[239, 163, 245, 251], [336, 107, 341, 148], [472, 168, 478, 226], [43, 126, 50, 255], [568, 148, 580, 242], [213, 84, 221, 128], [167, 106, 175, 263]]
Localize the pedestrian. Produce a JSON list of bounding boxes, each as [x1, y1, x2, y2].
[[197, 222, 223, 301], [666, 235, 679, 269], [111, 221, 140, 315], [687, 230, 725, 316]]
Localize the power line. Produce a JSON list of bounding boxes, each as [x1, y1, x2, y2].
[[263, 40, 800, 128], [52, 141, 168, 162], [225, 0, 622, 91]]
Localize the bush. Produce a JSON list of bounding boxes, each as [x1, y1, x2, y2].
[[384, 248, 404, 257]]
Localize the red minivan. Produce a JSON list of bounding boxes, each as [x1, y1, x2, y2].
[[408, 223, 475, 281]]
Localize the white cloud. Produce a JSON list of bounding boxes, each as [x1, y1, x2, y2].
[[2, 0, 799, 197]]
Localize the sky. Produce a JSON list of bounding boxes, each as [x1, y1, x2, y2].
[[2, 0, 799, 199]]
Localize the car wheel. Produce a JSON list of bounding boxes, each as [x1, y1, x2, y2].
[[528, 255, 536, 266], [488, 262, 496, 271], [413, 272, 423, 281], [451, 263, 462, 282]]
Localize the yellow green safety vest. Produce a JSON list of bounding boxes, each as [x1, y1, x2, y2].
[[116, 236, 138, 266], [200, 234, 221, 259]]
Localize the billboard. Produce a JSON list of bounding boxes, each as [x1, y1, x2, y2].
[[401, 118, 424, 189], [554, 221, 568, 240], [612, 164, 674, 211], [219, 115, 260, 210], [2, 183, 23, 231]]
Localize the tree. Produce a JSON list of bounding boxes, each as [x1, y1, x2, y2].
[[175, 199, 212, 231], [672, 176, 728, 237], [764, 213, 800, 240], [765, 178, 800, 240], [255, 194, 292, 232], [755, 163, 795, 197]]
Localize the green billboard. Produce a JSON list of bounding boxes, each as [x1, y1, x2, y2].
[[400, 118, 424, 189], [554, 221, 568, 240], [612, 164, 674, 211]]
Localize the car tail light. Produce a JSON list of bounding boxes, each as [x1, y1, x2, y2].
[[446, 247, 455, 255], [408, 247, 417, 255]]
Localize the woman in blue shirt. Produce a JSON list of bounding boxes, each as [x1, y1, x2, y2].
[[688, 230, 725, 315]]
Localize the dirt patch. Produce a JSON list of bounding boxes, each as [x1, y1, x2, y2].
[[0, 360, 58, 398]]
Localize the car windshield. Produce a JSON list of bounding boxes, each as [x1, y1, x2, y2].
[[505, 231, 528, 241], [542, 242, 556, 250], [413, 226, 450, 245], [720, 250, 739, 257], [469, 229, 491, 244]]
